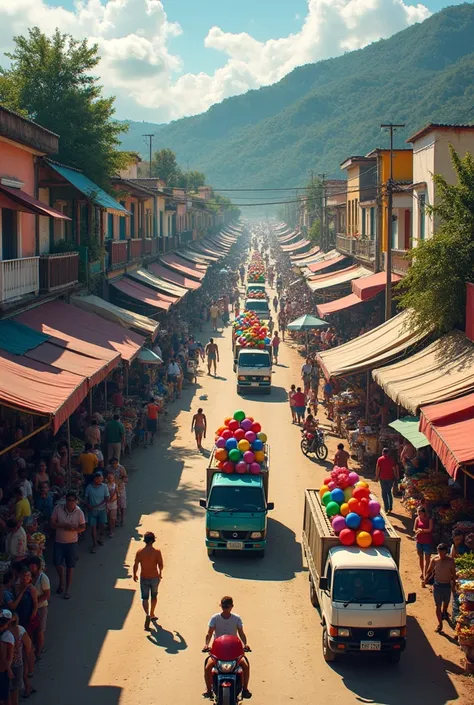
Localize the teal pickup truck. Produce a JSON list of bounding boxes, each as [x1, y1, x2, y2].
[[200, 454, 274, 557]]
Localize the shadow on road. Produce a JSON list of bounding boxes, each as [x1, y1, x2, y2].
[[147, 625, 188, 654], [333, 616, 459, 705], [210, 518, 303, 581], [239, 385, 288, 403]]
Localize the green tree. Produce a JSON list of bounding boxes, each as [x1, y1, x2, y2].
[[398, 146, 474, 334], [177, 169, 206, 191], [308, 219, 321, 244], [151, 148, 181, 186], [0, 27, 128, 188]]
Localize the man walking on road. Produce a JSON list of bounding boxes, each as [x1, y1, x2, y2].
[[84, 472, 109, 554], [106, 413, 124, 461], [133, 532, 163, 631], [425, 543, 456, 633], [51, 491, 86, 599], [375, 448, 399, 513], [210, 303, 219, 332], [205, 338, 219, 376]]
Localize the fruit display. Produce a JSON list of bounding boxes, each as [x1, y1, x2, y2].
[[319, 466, 386, 547], [213, 410, 268, 475], [233, 311, 270, 349], [247, 251, 265, 283]]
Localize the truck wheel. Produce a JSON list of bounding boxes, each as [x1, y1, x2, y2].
[[316, 444, 329, 461], [386, 651, 401, 664], [207, 549, 215, 557], [322, 627, 336, 662], [310, 578, 319, 608]]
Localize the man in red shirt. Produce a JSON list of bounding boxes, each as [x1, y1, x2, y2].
[[375, 447, 399, 513], [292, 387, 307, 425]]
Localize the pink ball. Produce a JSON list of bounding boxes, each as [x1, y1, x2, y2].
[[243, 450, 255, 464], [240, 418, 253, 431], [348, 472, 359, 486], [216, 437, 226, 449], [331, 516, 346, 534], [235, 461, 248, 474], [327, 481, 336, 491], [222, 461, 234, 474], [245, 430, 257, 444], [368, 500, 381, 518], [250, 462, 261, 475]]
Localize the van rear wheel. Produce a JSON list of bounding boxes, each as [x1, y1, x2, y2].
[[309, 577, 319, 607], [322, 626, 336, 662]]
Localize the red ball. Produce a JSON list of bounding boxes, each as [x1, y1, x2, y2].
[[353, 486, 370, 502], [347, 498, 361, 514], [221, 429, 232, 441], [222, 461, 234, 474], [234, 428, 246, 441], [251, 422, 261, 433], [359, 518, 373, 532], [358, 498, 370, 518], [228, 419, 239, 432], [323, 477, 332, 487], [339, 528, 356, 546], [372, 529, 385, 546]]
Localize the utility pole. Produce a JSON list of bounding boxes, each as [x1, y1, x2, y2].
[[381, 123, 405, 320], [143, 134, 155, 178], [318, 173, 326, 251]]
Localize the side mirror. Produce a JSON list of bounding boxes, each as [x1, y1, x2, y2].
[[199, 499, 207, 509], [267, 502, 275, 511], [406, 592, 416, 604], [319, 577, 328, 591]]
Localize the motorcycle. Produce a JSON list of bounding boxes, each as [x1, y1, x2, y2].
[[203, 636, 251, 704], [300, 427, 328, 461]]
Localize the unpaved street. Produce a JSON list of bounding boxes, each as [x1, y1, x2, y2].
[[34, 312, 470, 705]]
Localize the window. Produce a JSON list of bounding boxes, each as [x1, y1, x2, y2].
[[326, 562, 332, 590], [119, 202, 127, 240], [369, 207, 375, 240], [107, 213, 114, 239], [1, 208, 18, 260], [361, 208, 366, 236], [130, 202, 135, 238], [419, 194, 426, 241], [392, 213, 398, 249]]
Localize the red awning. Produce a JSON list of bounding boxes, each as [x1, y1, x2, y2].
[[308, 254, 348, 274], [419, 393, 474, 479], [0, 185, 70, 219], [25, 342, 119, 388], [281, 239, 310, 252], [148, 262, 201, 290], [317, 294, 364, 318], [17, 300, 143, 363], [291, 245, 321, 261], [0, 349, 87, 434], [160, 255, 205, 280], [352, 271, 401, 301], [111, 278, 173, 311]]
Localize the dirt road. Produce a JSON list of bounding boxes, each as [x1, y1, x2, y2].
[[34, 315, 470, 705]]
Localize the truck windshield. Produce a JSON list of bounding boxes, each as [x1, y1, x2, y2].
[[246, 301, 270, 314], [333, 569, 404, 605], [208, 486, 266, 512], [239, 353, 271, 368]]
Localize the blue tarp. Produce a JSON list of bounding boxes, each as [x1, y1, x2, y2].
[[47, 161, 129, 214], [0, 320, 50, 355]]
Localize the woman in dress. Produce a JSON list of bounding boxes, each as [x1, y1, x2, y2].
[[108, 458, 128, 527]]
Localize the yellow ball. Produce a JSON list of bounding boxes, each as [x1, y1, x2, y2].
[[254, 450, 265, 462], [340, 502, 350, 517], [319, 485, 330, 499], [355, 481, 369, 489], [257, 432, 267, 443], [238, 439, 250, 452]]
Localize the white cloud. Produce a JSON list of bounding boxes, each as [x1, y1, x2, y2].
[[0, 0, 431, 121]]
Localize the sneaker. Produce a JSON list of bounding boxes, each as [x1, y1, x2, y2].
[[242, 689, 252, 699]]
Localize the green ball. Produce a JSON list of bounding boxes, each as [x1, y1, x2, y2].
[[321, 492, 332, 506], [228, 448, 242, 463], [233, 410, 246, 422], [326, 501, 340, 517]]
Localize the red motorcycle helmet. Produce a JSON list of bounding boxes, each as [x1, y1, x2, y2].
[[306, 432, 315, 440], [211, 635, 244, 661]]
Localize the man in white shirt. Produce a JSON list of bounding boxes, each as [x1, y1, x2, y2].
[[17, 469, 32, 502], [28, 556, 50, 657], [51, 491, 86, 599], [166, 358, 182, 398], [203, 596, 251, 699]]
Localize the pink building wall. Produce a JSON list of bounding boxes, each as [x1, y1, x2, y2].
[[0, 141, 36, 256]]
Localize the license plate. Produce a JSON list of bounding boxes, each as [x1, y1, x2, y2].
[[360, 641, 381, 651], [251, 382, 259, 387], [226, 541, 244, 550]]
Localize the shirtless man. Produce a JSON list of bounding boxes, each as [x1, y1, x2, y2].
[[133, 532, 164, 631], [425, 543, 456, 632], [191, 408, 207, 450], [205, 338, 219, 376], [334, 443, 350, 468]]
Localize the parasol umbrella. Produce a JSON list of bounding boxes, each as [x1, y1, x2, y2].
[[287, 314, 328, 354], [138, 348, 163, 365]]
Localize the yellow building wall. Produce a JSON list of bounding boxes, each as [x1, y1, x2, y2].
[[380, 150, 413, 252], [345, 165, 360, 235]]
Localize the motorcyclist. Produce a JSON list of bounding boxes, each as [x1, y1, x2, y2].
[[203, 596, 251, 699]]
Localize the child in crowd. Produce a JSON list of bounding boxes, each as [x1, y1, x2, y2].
[[106, 471, 118, 538]]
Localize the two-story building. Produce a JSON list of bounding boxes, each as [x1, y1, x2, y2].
[[407, 123, 474, 245]]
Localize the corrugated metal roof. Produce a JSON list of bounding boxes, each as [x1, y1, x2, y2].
[[47, 161, 129, 214]]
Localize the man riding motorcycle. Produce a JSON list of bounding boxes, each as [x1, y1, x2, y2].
[[203, 596, 252, 699]]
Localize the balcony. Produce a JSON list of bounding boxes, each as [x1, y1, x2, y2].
[[336, 234, 375, 261], [0, 257, 39, 304], [107, 240, 128, 269], [39, 252, 79, 292], [383, 249, 410, 276], [143, 238, 159, 258], [336, 233, 354, 255], [128, 238, 143, 261]]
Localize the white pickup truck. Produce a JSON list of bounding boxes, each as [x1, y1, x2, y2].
[[302, 489, 416, 664]]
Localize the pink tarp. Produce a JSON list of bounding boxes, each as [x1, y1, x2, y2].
[[308, 254, 348, 274], [148, 262, 201, 290], [111, 278, 173, 311]]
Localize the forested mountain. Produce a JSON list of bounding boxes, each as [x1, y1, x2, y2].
[[121, 4, 474, 187]]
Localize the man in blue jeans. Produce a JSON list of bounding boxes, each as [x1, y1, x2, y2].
[[375, 447, 399, 513], [84, 472, 109, 554]]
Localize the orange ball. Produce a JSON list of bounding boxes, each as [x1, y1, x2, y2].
[[340, 502, 350, 517], [216, 426, 226, 436], [224, 417, 233, 427], [319, 485, 330, 498], [356, 531, 373, 548], [254, 450, 265, 463], [348, 497, 360, 513], [215, 448, 228, 462]]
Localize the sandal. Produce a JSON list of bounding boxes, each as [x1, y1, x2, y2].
[[64, 593, 71, 600], [435, 625, 443, 633], [91, 546, 97, 554], [56, 587, 64, 595], [202, 692, 212, 699], [97, 539, 104, 546]]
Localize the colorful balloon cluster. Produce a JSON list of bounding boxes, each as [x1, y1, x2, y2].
[[246, 290, 266, 299], [214, 410, 268, 474], [247, 251, 265, 283], [233, 311, 270, 349], [319, 467, 386, 548]]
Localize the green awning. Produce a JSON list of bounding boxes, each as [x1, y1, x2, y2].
[[47, 161, 129, 214], [0, 320, 50, 356], [389, 416, 430, 449]]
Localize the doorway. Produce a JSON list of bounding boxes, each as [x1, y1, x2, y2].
[[1, 208, 18, 260]]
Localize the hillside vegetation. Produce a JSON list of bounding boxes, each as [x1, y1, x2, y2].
[[121, 4, 474, 187]]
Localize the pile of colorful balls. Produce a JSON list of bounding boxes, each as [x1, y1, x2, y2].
[[214, 410, 268, 474], [246, 290, 266, 299], [319, 466, 386, 548], [233, 311, 270, 348], [247, 251, 265, 283]]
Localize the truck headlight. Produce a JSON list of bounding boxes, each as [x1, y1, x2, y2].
[[250, 531, 262, 539], [337, 628, 351, 637], [208, 530, 219, 538], [389, 628, 401, 638], [238, 375, 246, 381]]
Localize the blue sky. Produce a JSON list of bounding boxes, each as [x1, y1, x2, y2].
[[0, 0, 468, 120]]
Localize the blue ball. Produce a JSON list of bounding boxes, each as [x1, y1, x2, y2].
[[330, 488, 345, 505], [345, 512, 361, 530], [252, 439, 264, 451], [264, 337, 271, 345], [372, 515, 385, 531], [225, 438, 238, 451]]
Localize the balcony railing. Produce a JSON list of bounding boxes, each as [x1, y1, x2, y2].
[[354, 239, 375, 261], [383, 249, 410, 276], [39, 252, 79, 292], [128, 238, 143, 261], [107, 240, 128, 269], [0, 257, 39, 303], [336, 233, 354, 255]]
